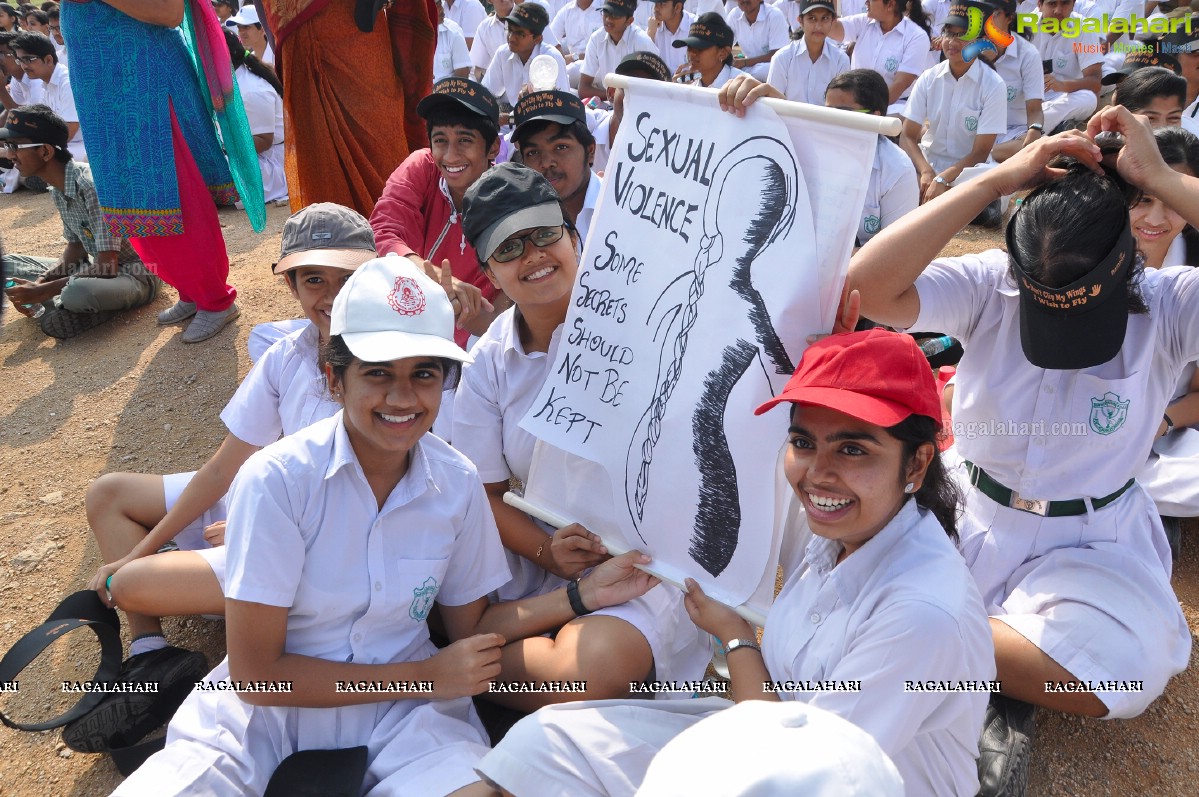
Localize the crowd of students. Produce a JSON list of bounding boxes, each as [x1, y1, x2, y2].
[[2, 0, 1199, 794]]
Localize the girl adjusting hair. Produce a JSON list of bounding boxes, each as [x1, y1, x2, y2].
[[453, 162, 711, 711], [475, 328, 994, 797], [112, 256, 659, 796]]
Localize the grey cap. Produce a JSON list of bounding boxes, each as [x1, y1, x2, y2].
[[273, 203, 377, 274], [462, 163, 565, 263]]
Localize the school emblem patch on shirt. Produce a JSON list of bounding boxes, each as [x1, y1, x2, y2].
[[863, 215, 881, 235], [1007, 85, 1017, 102], [409, 577, 439, 621], [965, 116, 978, 132], [388, 276, 426, 317], [1054, 57, 1066, 70], [885, 56, 899, 73], [1089, 391, 1129, 436]]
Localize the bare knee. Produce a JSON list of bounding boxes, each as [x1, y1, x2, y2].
[[86, 472, 136, 526], [556, 617, 653, 699]]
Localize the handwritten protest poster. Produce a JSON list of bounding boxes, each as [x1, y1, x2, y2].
[[519, 78, 879, 611]]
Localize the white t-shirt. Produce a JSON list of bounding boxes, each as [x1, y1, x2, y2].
[[761, 500, 994, 797], [220, 323, 340, 448], [236, 65, 287, 203], [903, 58, 1007, 173], [650, 10, 697, 75], [767, 36, 851, 105], [857, 136, 919, 245], [726, 4, 791, 59], [581, 24, 657, 83], [836, 14, 931, 101], [483, 41, 570, 105], [446, 0, 489, 41], [435, 19, 473, 80], [990, 34, 1044, 128], [550, 0, 604, 57]]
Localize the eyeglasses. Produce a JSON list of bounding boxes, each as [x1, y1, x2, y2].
[[13, 54, 44, 64], [491, 225, 565, 263], [941, 29, 966, 40], [1, 142, 45, 153]]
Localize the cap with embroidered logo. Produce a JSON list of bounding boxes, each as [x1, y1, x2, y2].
[[512, 90, 587, 144], [330, 257, 473, 364], [672, 12, 734, 49], [614, 50, 671, 82], [0, 104, 69, 149], [416, 77, 501, 126], [505, 2, 549, 35]]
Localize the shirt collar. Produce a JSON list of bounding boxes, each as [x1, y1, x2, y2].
[[49, 62, 67, 87], [500, 306, 560, 359], [803, 497, 921, 605], [324, 413, 439, 502], [60, 159, 85, 199]]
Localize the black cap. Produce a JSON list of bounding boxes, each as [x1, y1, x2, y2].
[[673, 12, 734, 49], [0, 104, 68, 149], [512, 90, 587, 144], [601, 0, 638, 18], [415, 77, 500, 126], [1160, 13, 1198, 52], [798, 0, 837, 16], [505, 2, 549, 35], [463, 163, 565, 262], [1101, 50, 1182, 85], [1007, 212, 1135, 370], [614, 50, 671, 81], [943, 1, 974, 29]]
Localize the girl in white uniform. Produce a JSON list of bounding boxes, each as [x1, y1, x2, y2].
[[85, 205, 375, 656], [226, 29, 287, 203], [113, 256, 661, 797], [476, 329, 995, 797], [847, 108, 1199, 720], [454, 162, 710, 709], [671, 12, 750, 88], [829, 0, 932, 116]]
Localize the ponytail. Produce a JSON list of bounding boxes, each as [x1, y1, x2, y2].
[[896, 0, 931, 36], [223, 27, 283, 96]]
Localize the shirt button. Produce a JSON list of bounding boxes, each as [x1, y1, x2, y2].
[[353, 633, 362, 642], [1044, 385, 1055, 394], [810, 613, 821, 624], [374, 582, 382, 591]]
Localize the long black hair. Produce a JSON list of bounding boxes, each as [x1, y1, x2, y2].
[[886, 415, 961, 540], [222, 27, 282, 96], [1152, 126, 1199, 268], [895, 0, 931, 36]]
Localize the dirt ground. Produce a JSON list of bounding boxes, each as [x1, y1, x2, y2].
[[0, 192, 1195, 796]]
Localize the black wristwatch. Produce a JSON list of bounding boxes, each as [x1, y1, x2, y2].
[[1028, 123, 1044, 133], [566, 579, 593, 616]]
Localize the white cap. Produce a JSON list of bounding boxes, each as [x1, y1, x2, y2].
[[226, 5, 260, 26], [636, 702, 904, 797], [330, 256, 473, 365]]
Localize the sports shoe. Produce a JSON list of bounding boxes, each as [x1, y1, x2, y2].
[[39, 308, 116, 339], [157, 300, 197, 325], [976, 694, 1035, 797], [181, 303, 240, 343]]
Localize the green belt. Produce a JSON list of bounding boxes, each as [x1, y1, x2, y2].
[[963, 461, 1135, 517]]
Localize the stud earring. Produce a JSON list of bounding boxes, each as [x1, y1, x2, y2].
[[904, 483, 916, 494]]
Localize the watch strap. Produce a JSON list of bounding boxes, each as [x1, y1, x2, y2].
[[567, 579, 593, 616], [724, 638, 762, 656]]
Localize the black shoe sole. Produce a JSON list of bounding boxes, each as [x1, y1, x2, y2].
[[39, 308, 116, 339]]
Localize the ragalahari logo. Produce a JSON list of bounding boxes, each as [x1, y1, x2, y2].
[[962, 7, 1015, 62]]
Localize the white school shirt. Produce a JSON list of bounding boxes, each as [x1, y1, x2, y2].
[[857, 136, 919, 245], [235, 66, 287, 203], [836, 15, 931, 101], [521, 0, 563, 45], [922, 0, 954, 34], [1030, 14, 1104, 82], [767, 36, 851, 104], [771, 0, 802, 33], [581, 24, 657, 83], [696, 62, 751, 88], [991, 34, 1044, 128], [482, 41, 570, 105], [446, 0, 489, 41], [914, 252, 1199, 499], [760, 500, 994, 797], [1182, 96, 1199, 138], [551, 0, 603, 57], [686, 0, 725, 17], [8, 72, 44, 106], [575, 169, 602, 246], [42, 62, 85, 161], [903, 58, 1006, 173], [219, 323, 341, 448], [585, 105, 612, 173], [470, 14, 509, 71], [435, 19, 473, 80], [225, 414, 512, 664], [726, 4, 790, 60], [453, 307, 564, 599], [650, 11, 697, 75]]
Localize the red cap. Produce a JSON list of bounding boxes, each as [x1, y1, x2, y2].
[[755, 329, 941, 428]]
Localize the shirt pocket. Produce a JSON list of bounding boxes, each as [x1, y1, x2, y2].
[[958, 103, 984, 139], [1066, 371, 1144, 457], [386, 557, 451, 622]]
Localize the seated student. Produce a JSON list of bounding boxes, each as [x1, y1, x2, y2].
[[550, 0, 603, 87], [511, 90, 602, 243], [766, 0, 849, 105], [849, 106, 1197, 733], [828, 0, 932, 115], [445, 0, 489, 49], [476, 328, 995, 796], [0, 29, 41, 193], [436, 1, 474, 81], [672, 12, 750, 87], [899, 4, 1005, 212], [455, 163, 712, 712], [603, 50, 671, 167], [1029, 0, 1102, 133], [85, 204, 375, 660], [11, 30, 82, 160], [224, 5, 273, 66], [470, 0, 515, 81], [0, 4, 21, 31], [977, 0, 1046, 163], [1161, 15, 1197, 136], [1, 105, 159, 338], [370, 78, 510, 346], [22, 6, 45, 34], [482, 3, 569, 108], [1112, 64, 1187, 130], [112, 256, 660, 797], [223, 29, 287, 204], [725, 0, 789, 81], [211, 0, 237, 24], [45, 6, 61, 56], [644, 0, 693, 76], [579, 0, 656, 100]]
